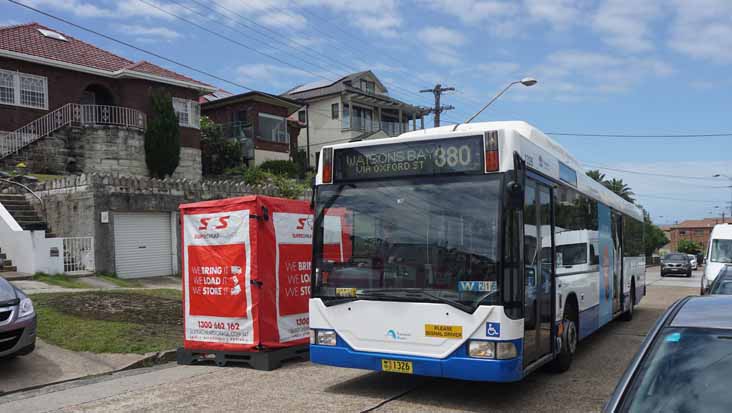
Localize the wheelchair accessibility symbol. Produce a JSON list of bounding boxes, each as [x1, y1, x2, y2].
[[486, 322, 501, 337]]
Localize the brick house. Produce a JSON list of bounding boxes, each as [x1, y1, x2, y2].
[[199, 90, 304, 166], [0, 22, 216, 180], [668, 217, 732, 253]]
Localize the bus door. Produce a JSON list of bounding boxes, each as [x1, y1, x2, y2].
[[523, 179, 553, 366], [612, 212, 622, 314]]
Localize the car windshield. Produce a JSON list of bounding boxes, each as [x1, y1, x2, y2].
[[710, 239, 732, 263], [621, 327, 732, 412], [663, 254, 687, 261], [313, 175, 501, 310], [710, 268, 732, 295]]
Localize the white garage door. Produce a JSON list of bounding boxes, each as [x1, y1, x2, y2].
[[114, 212, 174, 279]]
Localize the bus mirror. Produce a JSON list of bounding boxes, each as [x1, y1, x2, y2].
[[506, 181, 523, 209]]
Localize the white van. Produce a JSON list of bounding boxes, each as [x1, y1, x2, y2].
[[703, 224, 732, 292]]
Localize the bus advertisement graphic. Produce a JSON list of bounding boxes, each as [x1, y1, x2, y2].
[[597, 203, 614, 326], [182, 209, 253, 347]]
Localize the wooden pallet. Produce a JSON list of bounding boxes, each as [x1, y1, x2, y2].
[[176, 344, 309, 371]]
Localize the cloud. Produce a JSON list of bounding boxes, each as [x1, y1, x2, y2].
[[591, 0, 661, 53], [527, 50, 673, 101], [417, 26, 466, 66], [235, 64, 313, 90], [299, 0, 403, 37], [118, 25, 181, 42], [668, 0, 732, 63], [524, 0, 583, 27], [259, 11, 308, 30], [24, 0, 195, 20]]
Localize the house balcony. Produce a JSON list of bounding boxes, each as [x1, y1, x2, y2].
[[343, 117, 420, 137]]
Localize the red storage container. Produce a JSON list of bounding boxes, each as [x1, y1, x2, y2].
[[179, 195, 319, 352]]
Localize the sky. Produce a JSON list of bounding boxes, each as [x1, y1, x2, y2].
[[2, 0, 731, 224]]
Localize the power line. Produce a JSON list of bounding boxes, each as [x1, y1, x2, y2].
[[584, 163, 721, 181], [549, 132, 732, 138], [635, 194, 729, 204]]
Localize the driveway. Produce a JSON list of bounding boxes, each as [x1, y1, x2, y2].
[[0, 339, 142, 394]]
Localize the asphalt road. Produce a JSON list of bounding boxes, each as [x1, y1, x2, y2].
[[0, 268, 701, 413]]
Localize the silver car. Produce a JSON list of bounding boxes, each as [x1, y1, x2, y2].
[[605, 295, 732, 412], [0, 276, 36, 358], [688, 254, 698, 270]]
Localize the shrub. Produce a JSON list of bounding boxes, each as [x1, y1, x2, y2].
[[677, 239, 703, 255], [144, 90, 180, 178], [201, 116, 243, 176], [259, 160, 298, 178]]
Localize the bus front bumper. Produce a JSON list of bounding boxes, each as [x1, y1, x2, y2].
[[310, 337, 524, 382]]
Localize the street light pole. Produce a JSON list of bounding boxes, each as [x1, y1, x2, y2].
[[713, 174, 732, 221], [453, 77, 538, 131]]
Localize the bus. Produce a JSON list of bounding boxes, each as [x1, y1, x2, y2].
[[308, 121, 645, 382]]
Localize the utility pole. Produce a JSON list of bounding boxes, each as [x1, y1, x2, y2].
[[420, 84, 455, 127]]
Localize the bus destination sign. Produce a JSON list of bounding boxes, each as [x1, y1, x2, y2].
[[333, 135, 485, 182]]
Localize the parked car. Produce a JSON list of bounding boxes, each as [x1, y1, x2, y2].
[[687, 254, 698, 270], [702, 224, 732, 292], [705, 265, 732, 295], [605, 295, 732, 412], [0, 276, 36, 358], [660, 253, 692, 277]]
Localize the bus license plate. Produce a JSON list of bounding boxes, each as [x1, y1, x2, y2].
[[381, 359, 413, 374]]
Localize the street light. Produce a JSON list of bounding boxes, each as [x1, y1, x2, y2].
[[453, 77, 538, 131], [712, 174, 732, 220]]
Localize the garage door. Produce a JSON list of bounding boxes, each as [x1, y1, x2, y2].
[[114, 212, 174, 279]]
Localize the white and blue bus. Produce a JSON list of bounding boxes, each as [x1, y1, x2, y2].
[[309, 121, 645, 381]]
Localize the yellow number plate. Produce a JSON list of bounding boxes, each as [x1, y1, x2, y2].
[[381, 359, 413, 374]]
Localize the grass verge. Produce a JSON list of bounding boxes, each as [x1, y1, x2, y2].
[[31, 289, 183, 354], [96, 274, 143, 288], [33, 273, 87, 289]]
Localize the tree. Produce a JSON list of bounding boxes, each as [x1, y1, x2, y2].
[[642, 210, 669, 257], [586, 169, 607, 184], [605, 178, 636, 203], [145, 90, 180, 178], [200, 116, 243, 176], [678, 239, 703, 255]]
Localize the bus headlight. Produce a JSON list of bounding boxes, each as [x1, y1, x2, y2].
[[496, 342, 518, 359], [315, 330, 337, 346], [468, 341, 496, 358], [309, 329, 316, 344]]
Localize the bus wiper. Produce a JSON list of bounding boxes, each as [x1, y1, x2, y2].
[[357, 289, 473, 313]]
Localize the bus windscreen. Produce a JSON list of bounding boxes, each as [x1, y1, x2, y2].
[[313, 175, 501, 309]]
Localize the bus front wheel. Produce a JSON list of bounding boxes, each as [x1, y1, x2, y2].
[[548, 303, 577, 373]]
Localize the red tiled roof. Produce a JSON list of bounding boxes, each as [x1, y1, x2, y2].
[[672, 218, 732, 229], [0, 22, 213, 90]]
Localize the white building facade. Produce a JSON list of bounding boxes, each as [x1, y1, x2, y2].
[[283, 71, 426, 167]]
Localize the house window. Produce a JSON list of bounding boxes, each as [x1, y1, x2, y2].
[[360, 79, 375, 94], [172, 97, 200, 129], [342, 104, 349, 128], [331, 103, 339, 120], [0, 69, 48, 109], [298, 110, 306, 123], [258, 113, 289, 144]]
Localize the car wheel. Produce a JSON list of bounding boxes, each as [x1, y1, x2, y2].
[[660, 272, 666, 277], [620, 281, 635, 322], [687, 270, 692, 278], [548, 303, 578, 373]]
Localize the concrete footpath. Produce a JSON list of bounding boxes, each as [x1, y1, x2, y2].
[[0, 283, 698, 413]]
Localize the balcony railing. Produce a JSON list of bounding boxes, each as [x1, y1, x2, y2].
[[1, 103, 146, 159]]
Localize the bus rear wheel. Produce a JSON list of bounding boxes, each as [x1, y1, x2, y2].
[[548, 304, 577, 373]]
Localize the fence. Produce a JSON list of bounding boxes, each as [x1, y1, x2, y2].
[[63, 237, 95, 274]]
